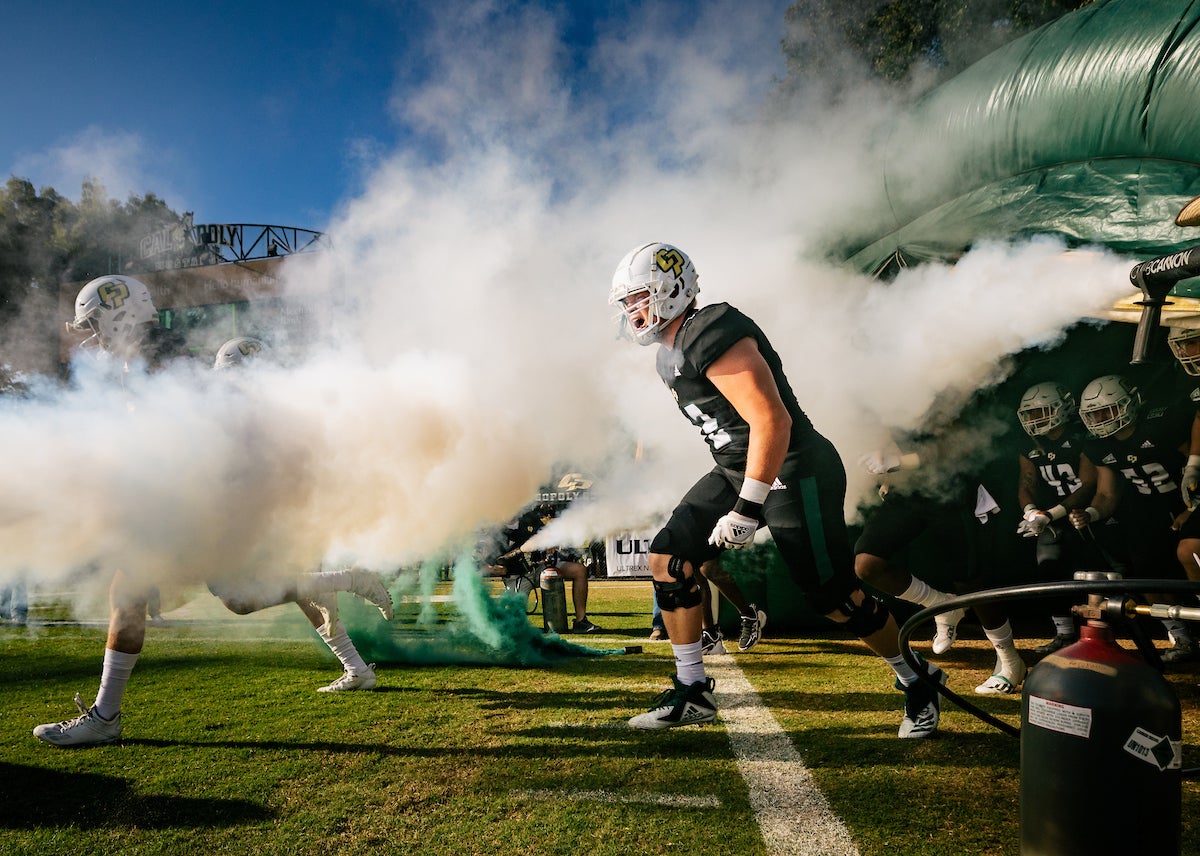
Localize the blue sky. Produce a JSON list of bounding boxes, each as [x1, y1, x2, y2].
[[1, 1, 792, 232], [3, 2, 421, 228]]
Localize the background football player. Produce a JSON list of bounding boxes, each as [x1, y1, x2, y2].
[[479, 478, 604, 634], [207, 336, 383, 692], [34, 280, 394, 748], [855, 424, 1029, 696], [1071, 373, 1199, 664], [1014, 381, 1107, 653]]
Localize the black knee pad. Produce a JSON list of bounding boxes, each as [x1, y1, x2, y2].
[[838, 593, 891, 638], [654, 556, 703, 612]]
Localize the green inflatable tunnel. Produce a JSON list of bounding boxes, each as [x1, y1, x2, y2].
[[829, 0, 1200, 290]]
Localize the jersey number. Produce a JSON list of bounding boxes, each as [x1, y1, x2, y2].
[[683, 403, 732, 451], [1037, 463, 1082, 499], [1119, 461, 1177, 496]]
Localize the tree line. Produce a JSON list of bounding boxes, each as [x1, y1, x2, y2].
[[781, 0, 1091, 95], [0, 176, 183, 321]]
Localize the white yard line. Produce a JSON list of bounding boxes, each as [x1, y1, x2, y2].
[[517, 788, 720, 809], [705, 655, 862, 856]]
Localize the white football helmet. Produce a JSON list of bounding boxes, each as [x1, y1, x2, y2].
[[1078, 375, 1140, 438], [1017, 382, 1077, 437], [214, 336, 267, 370], [1168, 326, 1200, 376], [608, 242, 699, 345], [67, 275, 158, 355]]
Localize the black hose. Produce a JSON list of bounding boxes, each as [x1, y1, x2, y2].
[[897, 578, 1200, 744]]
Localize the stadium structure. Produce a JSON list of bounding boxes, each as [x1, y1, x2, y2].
[[57, 216, 328, 367]]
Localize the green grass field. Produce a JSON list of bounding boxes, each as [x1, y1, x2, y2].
[[1, 577, 1196, 855]]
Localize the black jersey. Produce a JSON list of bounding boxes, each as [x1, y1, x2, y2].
[[656, 303, 814, 469], [1022, 426, 1088, 505], [1082, 403, 1192, 520]]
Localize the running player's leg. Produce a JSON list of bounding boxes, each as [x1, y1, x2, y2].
[[34, 570, 147, 747], [628, 470, 728, 730], [768, 436, 946, 738]]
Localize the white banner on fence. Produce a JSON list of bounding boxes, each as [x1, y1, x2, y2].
[[605, 531, 655, 578]]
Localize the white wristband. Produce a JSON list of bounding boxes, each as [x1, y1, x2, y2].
[[1023, 504, 1038, 515], [1048, 505, 1067, 521], [739, 478, 772, 504], [1188, 455, 1200, 469]]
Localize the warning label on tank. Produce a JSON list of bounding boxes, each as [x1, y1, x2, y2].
[[1123, 728, 1182, 771], [1027, 695, 1092, 738]]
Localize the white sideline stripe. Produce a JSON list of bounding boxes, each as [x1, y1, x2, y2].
[[516, 788, 720, 809], [706, 657, 861, 856]]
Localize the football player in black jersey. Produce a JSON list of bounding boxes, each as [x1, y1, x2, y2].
[[855, 428, 1029, 695], [610, 242, 945, 737], [1167, 326, 1200, 522], [1015, 382, 1105, 653], [1071, 374, 1199, 663]]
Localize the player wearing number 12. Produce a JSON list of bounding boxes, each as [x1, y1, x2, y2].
[[1074, 374, 1200, 663], [609, 242, 945, 737]]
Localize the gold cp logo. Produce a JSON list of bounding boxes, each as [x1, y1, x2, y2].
[[655, 248, 685, 279], [96, 280, 131, 309]]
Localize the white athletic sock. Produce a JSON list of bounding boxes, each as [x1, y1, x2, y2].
[[673, 641, 705, 686], [899, 576, 949, 608], [319, 621, 370, 674], [94, 648, 139, 720], [984, 621, 1024, 675], [1052, 615, 1075, 637], [886, 653, 921, 686]]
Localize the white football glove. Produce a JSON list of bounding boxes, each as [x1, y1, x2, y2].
[[1182, 465, 1200, 510], [708, 511, 759, 549], [858, 449, 901, 475], [1019, 508, 1051, 538], [1069, 507, 1101, 530]]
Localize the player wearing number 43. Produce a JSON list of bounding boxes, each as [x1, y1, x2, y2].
[[610, 242, 944, 738], [1015, 382, 1104, 655]]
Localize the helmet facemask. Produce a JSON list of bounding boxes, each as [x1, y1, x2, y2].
[[610, 287, 669, 345], [1079, 376, 1139, 438], [1017, 382, 1076, 437], [1169, 326, 1200, 376], [609, 243, 699, 346], [68, 276, 158, 360]]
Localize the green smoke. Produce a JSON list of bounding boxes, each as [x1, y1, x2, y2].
[[344, 556, 619, 666]]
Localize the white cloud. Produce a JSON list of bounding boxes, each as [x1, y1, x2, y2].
[[11, 125, 182, 205]]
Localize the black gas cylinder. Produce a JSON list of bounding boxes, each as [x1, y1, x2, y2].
[[1020, 621, 1181, 855]]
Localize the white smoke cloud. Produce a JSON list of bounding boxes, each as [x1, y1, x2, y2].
[[11, 125, 183, 206], [0, 2, 1142, 602]]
